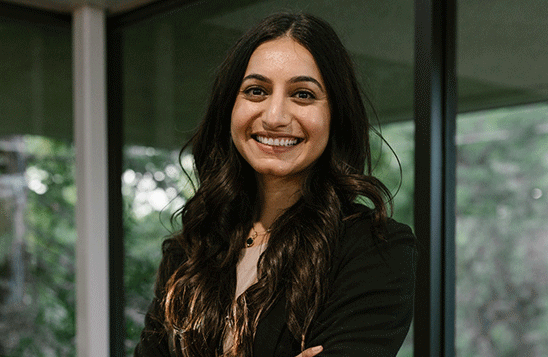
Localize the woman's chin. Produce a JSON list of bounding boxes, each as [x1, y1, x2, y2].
[[254, 166, 310, 183]]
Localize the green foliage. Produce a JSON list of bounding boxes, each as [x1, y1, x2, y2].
[[455, 104, 548, 357], [0, 136, 76, 356], [122, 146, 196, 355]]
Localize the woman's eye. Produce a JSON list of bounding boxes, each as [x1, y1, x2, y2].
[[244, 87, 266, 97], [294, 91, 315, 100]]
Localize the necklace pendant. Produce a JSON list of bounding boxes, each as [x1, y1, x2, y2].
[[246, 230, 258, 248]]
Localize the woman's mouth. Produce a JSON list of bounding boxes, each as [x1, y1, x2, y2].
[[253, 135, 302, 147]]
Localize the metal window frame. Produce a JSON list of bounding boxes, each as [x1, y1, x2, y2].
[[413, 0, 457, 355], [106, 23, 125, 357]]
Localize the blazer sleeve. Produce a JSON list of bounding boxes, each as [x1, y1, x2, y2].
[[134, 238, 186, 357], [306, 216, 417, 357]]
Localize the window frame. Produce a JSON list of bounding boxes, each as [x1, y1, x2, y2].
[[413, 0, 457, 355]]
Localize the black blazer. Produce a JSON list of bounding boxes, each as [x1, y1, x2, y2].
[[135, 206, 417, 356]]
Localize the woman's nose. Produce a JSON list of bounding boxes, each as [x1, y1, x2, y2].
[[262, 93, 291, 129]]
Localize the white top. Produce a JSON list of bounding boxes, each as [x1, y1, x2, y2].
[[235, 243, 267, 297]]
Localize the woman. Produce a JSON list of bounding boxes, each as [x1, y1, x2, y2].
[[135, 12, 416, 357]]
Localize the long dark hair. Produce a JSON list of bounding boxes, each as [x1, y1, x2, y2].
[[160, 12, 392, 356]]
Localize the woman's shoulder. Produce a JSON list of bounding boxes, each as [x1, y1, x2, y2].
[[340, 203, 416, 252], [329, 203, 417, 288]]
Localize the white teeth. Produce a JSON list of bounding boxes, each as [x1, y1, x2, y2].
[[256, 136, 298, 147]]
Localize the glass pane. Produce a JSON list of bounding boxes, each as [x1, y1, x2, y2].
[[121, 1, 415, 354], [457, 0, 548, 355], [0, 16, 74, 356], [0, 18, 72, 140], [377, 121, 415, 357], [456, 103, 548, 356]]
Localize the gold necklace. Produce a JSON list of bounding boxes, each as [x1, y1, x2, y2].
[[246, 226, 271, 248]]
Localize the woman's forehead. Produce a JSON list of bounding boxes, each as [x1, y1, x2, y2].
[[244, 37, 323, 83]]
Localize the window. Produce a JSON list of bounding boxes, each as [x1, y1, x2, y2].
[[0, 15, 73, 356]]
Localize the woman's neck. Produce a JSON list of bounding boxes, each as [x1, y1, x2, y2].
[[255, 174, 303, 230]]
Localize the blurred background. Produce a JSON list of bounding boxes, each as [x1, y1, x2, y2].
[[0, 0, 547, 356]]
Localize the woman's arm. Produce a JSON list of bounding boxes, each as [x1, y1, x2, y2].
[[306, 218, 417, 357]]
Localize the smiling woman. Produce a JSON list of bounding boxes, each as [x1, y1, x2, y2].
[[135, 12, 416, 357]]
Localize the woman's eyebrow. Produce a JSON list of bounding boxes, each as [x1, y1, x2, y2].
[[242, 73, 271, 83], [241, 74, 325, 92], [289, 76, 324, 92]]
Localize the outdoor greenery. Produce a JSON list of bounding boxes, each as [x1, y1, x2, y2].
[[0, 137, 76, 356], [122, 146, 195, 353], [0, 103, 547, 356], [455, 104, 548, 356]]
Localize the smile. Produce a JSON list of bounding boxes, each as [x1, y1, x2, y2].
[[253, 135, 301, 147]]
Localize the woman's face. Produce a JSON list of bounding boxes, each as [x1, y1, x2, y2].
[[230, 37, 330, 181]]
